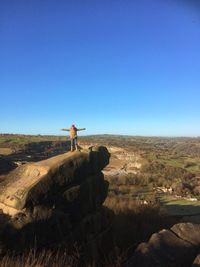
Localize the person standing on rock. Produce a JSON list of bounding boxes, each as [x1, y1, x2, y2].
[[61, 124, 86, 152]]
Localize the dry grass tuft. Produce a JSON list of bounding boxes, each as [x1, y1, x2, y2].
[[104, 196, 178, 255], [0, 249, 80, 267]]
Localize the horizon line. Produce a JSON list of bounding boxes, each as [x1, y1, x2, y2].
[[0, 132, 199, 139]]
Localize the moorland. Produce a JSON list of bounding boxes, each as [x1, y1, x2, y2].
[[0, 133, 200, 266]]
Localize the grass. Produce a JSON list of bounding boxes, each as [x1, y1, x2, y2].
[[146, 150, 200, 175], [158, 195, 200, 217], [0, 248, 126, 267], [157, 156, 200, 171], [1, 134, 200, 265], [0, 249, 80, 267], [0, 148, 13, 155], [0, 135, 67, 147], [0, 197, 177, 267], [104, 196, 178, 255]]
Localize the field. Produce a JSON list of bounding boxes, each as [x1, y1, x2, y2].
[[0, 134, 200, 266], [1, 133, 200, 208]]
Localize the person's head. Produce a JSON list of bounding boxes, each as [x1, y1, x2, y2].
[[72, 124, 75, 129]]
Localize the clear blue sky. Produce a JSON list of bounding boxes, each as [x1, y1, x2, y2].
[[0, 0, 200, 136]]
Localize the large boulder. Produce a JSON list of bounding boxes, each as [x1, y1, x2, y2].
[[0, 146, 112, 261], [192, 250, 200, 266], [127, 223, 200, 267], [128, 229, 196, 267], [61, 172, 109, 221], [0, 146, 110, 212], [89, 146, 110, 173], [171, 223, 200, 246]]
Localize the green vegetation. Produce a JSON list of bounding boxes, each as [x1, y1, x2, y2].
[[1, 133, 199, 196], [1, 134, 200, 266], [146, 153, 200, 174], [0, 134, 67, 151]]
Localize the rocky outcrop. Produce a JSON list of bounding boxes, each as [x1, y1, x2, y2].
[[0, 146, 112, 262], [127, 223, 200, 267]]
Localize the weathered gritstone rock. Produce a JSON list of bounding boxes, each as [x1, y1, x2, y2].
[[61, 173, 109, 221], [192, 251, 200, 266], [0, 146, 110, 212], [89, 146, 110, 173], [0, 146, 112, 259], [171, 223, 200, 246], [127, 223, 200, 267]]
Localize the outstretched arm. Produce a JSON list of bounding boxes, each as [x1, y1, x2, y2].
[[77, 128, 86, 131], [61, 128, 70, 131]]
